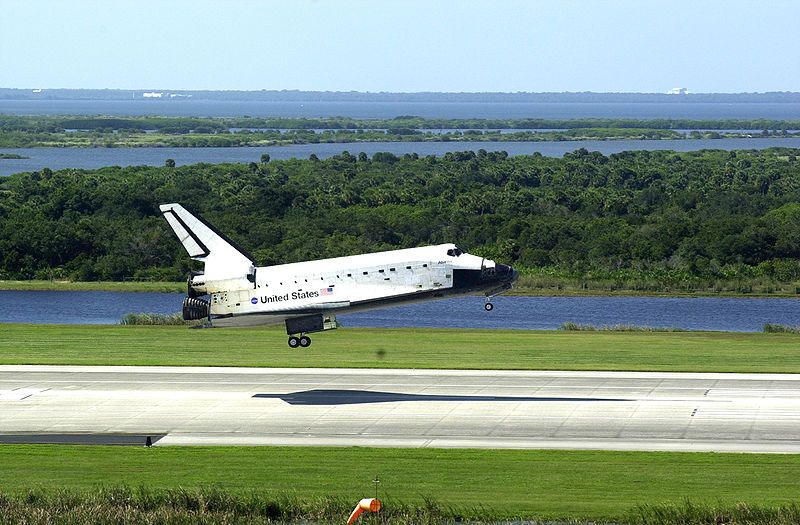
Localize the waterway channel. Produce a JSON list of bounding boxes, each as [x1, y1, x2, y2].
[[2, 291, 798, 332]]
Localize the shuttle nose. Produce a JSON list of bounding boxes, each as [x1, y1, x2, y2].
[[456, 261, 517, 293], [494, 263, 518, 284]]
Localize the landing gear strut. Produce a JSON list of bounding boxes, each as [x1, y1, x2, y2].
[[484, 282, 513, 312], [288, 335, 312, 348]]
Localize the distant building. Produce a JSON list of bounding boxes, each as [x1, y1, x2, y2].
[[667, 87, 689, 95], [143, 92, 163, 98]]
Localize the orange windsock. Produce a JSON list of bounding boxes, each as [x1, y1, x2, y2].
[[347, 498, 382, 524]]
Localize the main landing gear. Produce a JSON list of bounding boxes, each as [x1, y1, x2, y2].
[[285, 313, 338, 348], [484, 301, 494, 311], [288, 334, 312, 348]]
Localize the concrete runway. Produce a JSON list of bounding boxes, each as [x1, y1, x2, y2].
[[2, 365, 800, 453]]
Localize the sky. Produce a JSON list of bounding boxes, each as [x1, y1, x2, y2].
[[1, 0, 798, 93]]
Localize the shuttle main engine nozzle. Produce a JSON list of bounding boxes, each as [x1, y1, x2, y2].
[[182, 296, 209, 321]]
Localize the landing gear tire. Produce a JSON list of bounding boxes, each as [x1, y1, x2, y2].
[[299, 335, 312, 348], [484, 302, 494, 312], [288, 336, 300, 348]]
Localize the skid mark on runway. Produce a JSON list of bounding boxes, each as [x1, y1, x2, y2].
[[0, 388, 48, 401], [252, 389, 633, 405]]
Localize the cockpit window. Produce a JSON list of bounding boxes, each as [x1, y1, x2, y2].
[[447, 247, 464, 257]]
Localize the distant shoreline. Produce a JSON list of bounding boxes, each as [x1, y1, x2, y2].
[[3, 88, 800, 103]]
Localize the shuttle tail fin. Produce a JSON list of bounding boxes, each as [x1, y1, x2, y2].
[[159, 203, 254, 280]]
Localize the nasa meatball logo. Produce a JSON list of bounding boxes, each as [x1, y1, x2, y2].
[[250, 297, 258, 305]]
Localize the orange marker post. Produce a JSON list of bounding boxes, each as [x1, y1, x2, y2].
[[347, 498, 382, 524]]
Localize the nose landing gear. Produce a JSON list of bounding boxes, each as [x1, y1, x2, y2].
[[483, 281, 514, 312]]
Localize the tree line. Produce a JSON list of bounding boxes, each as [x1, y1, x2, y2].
[[2, 147, 800, 286]]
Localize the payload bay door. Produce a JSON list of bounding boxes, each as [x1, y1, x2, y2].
[[410, 263, 452, 291]]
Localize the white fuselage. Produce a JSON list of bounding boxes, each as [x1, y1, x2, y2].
[[202, 244, 492, 327]]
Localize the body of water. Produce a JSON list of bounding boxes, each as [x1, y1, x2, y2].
[[3, 137, 800, 177], [5, 99, 800, 119], [2, 291, 798, 332]]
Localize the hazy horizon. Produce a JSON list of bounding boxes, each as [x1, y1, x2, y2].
[[3, 88, 800, 96]]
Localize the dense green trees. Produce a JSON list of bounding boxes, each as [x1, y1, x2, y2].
[[2, 147, 800, 285]]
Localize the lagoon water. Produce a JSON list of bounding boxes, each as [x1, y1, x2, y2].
[[2, 291, 798, 332], [5, 99, 800, 120], [3, 137, 800, 177], [3, 98, 800, 176]]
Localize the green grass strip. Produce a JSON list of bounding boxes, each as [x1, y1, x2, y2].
[[0, 280, 185, 292], [2, 446, 800, 522], [2, 324, 800, 372]]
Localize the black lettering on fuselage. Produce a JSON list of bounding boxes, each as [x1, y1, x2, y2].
[[260, 291, 320, 303], [260, 293, 289, 303], [292, 290, 320, 300]]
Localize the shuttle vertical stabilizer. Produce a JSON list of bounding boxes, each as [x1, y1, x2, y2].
[[159, 203, 254, 281]]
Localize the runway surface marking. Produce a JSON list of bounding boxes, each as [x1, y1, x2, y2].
[[2, 366, 800, 453]]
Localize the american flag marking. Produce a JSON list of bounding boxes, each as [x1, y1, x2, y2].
[[320, 287, 334, 296]]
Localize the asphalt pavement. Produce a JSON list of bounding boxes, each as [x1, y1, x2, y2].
[[3, 365, 800, 453]]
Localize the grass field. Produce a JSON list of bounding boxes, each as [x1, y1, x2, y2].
[[2, 323, 800, 371], [2, 445, 800, 522], [4, 323, 800, 522], [0, 280, 184, 293]]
